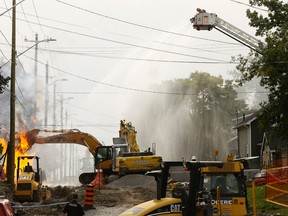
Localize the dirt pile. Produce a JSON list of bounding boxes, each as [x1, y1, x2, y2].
[[0, 174, 157, 216], [106, 174, 156, 189]]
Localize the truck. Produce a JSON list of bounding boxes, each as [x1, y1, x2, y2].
[[25, 120, 162, 184], [119, 154, 249, 216]]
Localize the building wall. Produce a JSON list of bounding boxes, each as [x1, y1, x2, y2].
[[238, 127, 248, 158]]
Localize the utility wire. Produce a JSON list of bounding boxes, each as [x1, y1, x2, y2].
[[228, 0, 268, 12], [36, 48, 235, 64], [0, 0, 26, 17], [1, 87, 26, 110], [22, 55, 197, 95], [1, 11, 243, 56], [0, 6, 91, 29], [22, 55, 269, 96], [0, 39, 47, 68], [55, 0, 239, 45], [1, 17, 228, 63], [31, 0, 46, 36], [62, 101, 118, 121], [20, 3, 33, 32], [1, 5, 244, 50]]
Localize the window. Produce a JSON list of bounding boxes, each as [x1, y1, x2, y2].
[[203, 173, 240, 196]]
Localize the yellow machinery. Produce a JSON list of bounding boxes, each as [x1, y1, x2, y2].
[[119, 119, 140, 152], [109, 120, 162, 176], [14, 156, 43, 202], [25, 120, 162, 184], [119, 155, 249, 216]]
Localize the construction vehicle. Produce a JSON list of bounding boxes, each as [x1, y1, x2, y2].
[[191, 8, 263, 55], [14, 156, 48, 202], [25, 120, 162, 184], [119, 154, 249, 216]]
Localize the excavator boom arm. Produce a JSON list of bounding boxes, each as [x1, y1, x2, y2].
[[25, 129, 103, 156]]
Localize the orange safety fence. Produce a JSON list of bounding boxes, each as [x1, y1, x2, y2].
[[265, 165, 288, 208]]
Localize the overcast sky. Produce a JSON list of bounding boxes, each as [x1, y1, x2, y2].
[[0, 0, 265, 145]]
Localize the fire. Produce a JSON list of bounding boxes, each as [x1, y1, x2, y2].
[[0, 138, 8, 180], [16, 131, 32, 154], [0, 130, 33, 181]]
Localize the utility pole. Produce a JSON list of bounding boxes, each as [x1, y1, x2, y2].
[[61, 95, 63, 129], [202, 93, 206, 160], [25, 33, 56, 124], [51, 79, 67, 180], [53, 83, 56, 130], [44, 62, 49, 128], [7, 0, 16, 185], [52, 79, 67, 129]]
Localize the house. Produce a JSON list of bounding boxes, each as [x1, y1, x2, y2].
[[233, 109, 288, 169], [233, 109, 263, 169]]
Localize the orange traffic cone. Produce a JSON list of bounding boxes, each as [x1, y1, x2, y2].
[[84, 184, 95, 209], [90, 169, 104, 190]]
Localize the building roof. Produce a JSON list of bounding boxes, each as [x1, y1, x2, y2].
[[233, 108, 263, 129]]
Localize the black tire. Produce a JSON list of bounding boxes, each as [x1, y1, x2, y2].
[[79, 172, 96, 185]]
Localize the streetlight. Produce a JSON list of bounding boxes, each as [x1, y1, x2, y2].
[[25, 34, 56, 122], [0, 37, 56, 69], [45, 79, 67, 129]]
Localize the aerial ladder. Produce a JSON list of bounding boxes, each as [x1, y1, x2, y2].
[[190, 8, 264, 55]]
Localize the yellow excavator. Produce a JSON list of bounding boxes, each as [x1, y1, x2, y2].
[[25, 120, 162, 184], [119, 154, 249, 216]]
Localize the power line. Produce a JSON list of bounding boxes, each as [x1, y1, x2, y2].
[[55, 0, 239, 45], [22, 55, 269, 96], [0, 0, 26, 17], [35, 48, 234, 64], [228, 0, 268, 12], [1, 9, 245, 60], [2, 16, 230, 62], [20, 3, 33, 32]]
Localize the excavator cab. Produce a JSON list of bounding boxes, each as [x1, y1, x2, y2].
[[94, 146, 113, 176], [94, 140, 130, 175]]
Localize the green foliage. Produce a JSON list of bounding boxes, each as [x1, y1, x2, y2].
[[236, 0, 288, 139], [165, 71, 249, 117], [129, 71, 250, 160], [247, 185, 288, 215], [159, 72, 249, 159]]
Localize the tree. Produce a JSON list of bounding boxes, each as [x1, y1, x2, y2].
[[126, 72, 249, 160], [236, 0, 288, 139], [0, 71, 10, 94]]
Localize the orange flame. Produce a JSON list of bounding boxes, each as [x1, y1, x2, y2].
[[0, 130, 32, 180], [16, 131, 31, 154]]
